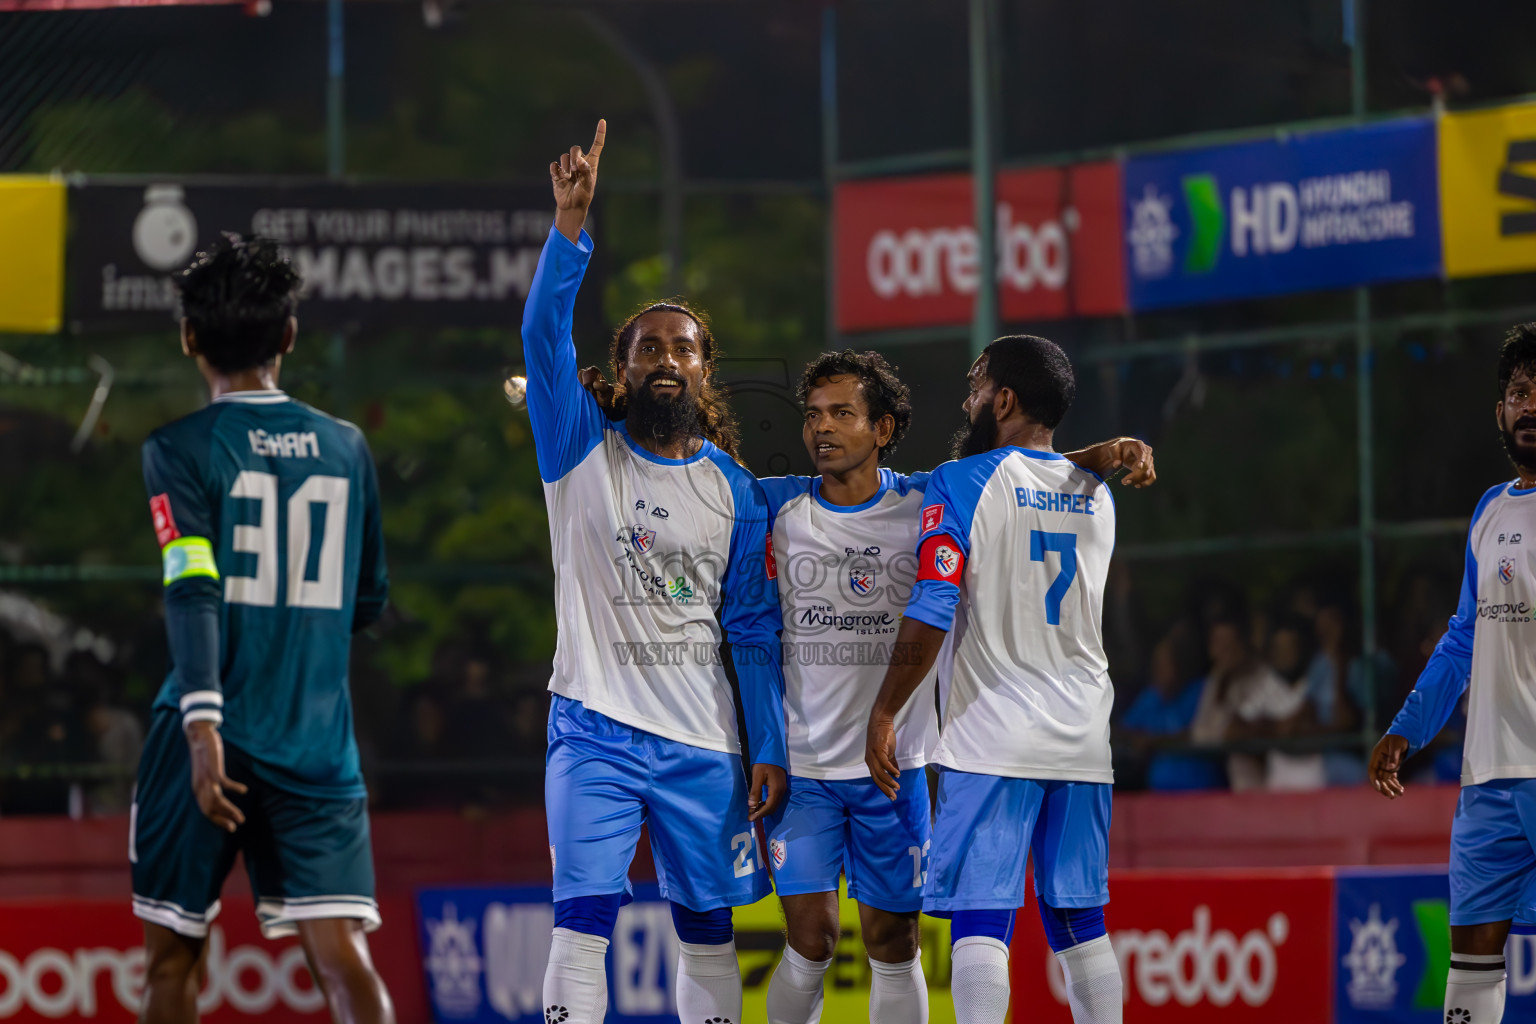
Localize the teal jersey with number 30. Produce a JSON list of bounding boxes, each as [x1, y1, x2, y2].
[[141, 390, 388, 799]]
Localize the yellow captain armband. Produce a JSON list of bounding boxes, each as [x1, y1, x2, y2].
[[161, 537, 220, 586]]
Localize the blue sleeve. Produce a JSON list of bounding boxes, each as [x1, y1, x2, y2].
[[521, 227, 608, 483], [897, 470, 931, 494], [904, 454, 1000, 632], [757, 475, 815, 521], [352, 430, 389, 633], [143, 431, 224, 727], [1385, 485, 1502, 752], [718, 459, 787, 769]]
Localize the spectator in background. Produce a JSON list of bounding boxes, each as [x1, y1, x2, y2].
[[1189, 617, 1308, 791], [1308, 598, 1392, 786], [1263, 614, 1332, 791], [1117, 622, 1225, 790], [2, 644, 93, 815], [67, 652, 143, 816]]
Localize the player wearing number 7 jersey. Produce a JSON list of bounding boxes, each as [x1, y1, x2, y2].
[[866, 336, 1124, 1024], [132, 235, 394, 1024]]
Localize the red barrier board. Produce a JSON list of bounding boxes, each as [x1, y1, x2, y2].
[[0, 896, 424, 1023], [833, 163, 1126, 332], [1010, 869, 1335, 1023]]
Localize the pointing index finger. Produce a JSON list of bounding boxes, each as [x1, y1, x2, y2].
[[589, 119, 607, 163]]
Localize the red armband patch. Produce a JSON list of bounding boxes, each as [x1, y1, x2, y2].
[[916, 535, 965, 582], [765, 533, 777, 580], [921, 503, 945, 534], [150, 494, 180, 548]]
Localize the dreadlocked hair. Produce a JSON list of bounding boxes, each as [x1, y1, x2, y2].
[[609, 301, 742, 460]]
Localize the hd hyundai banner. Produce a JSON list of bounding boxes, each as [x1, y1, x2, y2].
[[1122, 117, 1442, 311], [65, 180, 599, 333], [833, 162, 1126, 332]]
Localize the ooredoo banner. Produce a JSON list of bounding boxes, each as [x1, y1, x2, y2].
[[833, 163, 1126, 332], [0, 896, 424, 1022], [1009, 869, 1334, 1023]]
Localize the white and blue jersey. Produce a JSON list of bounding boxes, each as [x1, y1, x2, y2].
[[907, 447, 1117, 782], [758, 469, 943, 911], [523, 227, 785, 909], [903, 446, 1117, 914], [1385, 481, 1536, 925]]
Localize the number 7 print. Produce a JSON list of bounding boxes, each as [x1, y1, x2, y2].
[[1029, 530, 1078, 626]]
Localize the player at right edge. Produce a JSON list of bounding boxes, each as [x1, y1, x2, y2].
[[865, 335, 1123, 1024], [1370, 324, 1536, 1024]]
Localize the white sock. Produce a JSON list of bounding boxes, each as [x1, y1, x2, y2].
[[869, 953, 928, 1024], [544, 927, 609, 1024], [765, 945, 829, 1024], [1055, 935, 1122, 1024], [1446, 956, 1507, 1024], [676, 940, 743, 1024], [951, 936, 1010, 1024]]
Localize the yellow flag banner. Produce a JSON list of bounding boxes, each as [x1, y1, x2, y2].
[[1440, 101, 1536, 278], [732, 886, 956, 1023], [0, 176, 65, 333]]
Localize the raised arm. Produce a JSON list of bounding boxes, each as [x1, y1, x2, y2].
[[523, 120, 608, 483]]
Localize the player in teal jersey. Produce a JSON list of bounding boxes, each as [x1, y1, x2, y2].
[[131, 235, 394, 1024]]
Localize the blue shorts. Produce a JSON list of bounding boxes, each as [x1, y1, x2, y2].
[[1450, 778, 1536, 926], [131, 710, 378, 940], [924, 769, 1111, 914], [765, 769, 931, 914], [545, 695, 771, 911]]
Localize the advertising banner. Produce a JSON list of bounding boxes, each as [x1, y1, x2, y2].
[[1335, 866, 1536, 1024], [1009, 869, 1334, 1023], [1440, 100, 1536, 279], [0, 895, 423, 1023], [1123, 118, 1441, 310], [834, 162, 1126, 332], [417, 884, 955, 1024], [66, 180, 583, 333], [0, 176, 65, 333]]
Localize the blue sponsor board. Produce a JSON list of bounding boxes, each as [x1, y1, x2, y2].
[[1335, 866, 1536, 1023], [417, 884, 679, 1024], [1124, 118, 1441, 310]]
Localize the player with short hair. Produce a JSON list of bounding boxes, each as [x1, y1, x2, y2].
[[1369, 323, 1536, 1024], [759, 350, 1151, 1024], [132, 234, 394, 1024], [865, 336, 1124, 1024], [529, 121, 786, 1024]]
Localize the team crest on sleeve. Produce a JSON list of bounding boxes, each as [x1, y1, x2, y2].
[[849, 567, 876, 595], [769, 837, 786, 870], [921, 503, 945, 533], [933, 545, 960, 578], [1501, 556, 1517, 585], [150, 493, 180, 548]]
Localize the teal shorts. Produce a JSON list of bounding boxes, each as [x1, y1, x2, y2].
[[130, 709, 378, 939]]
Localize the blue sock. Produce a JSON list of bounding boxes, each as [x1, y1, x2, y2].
[[554, 893, 622, 939], [1038, 902, 1106, 952], [670, 902, 734, 945], [951, 909, 1016, 945]]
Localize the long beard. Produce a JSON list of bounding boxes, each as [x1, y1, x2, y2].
[[1502, 415, 1536, 475], [629, 373, 702, 445], [950, 403, 999, 460]]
